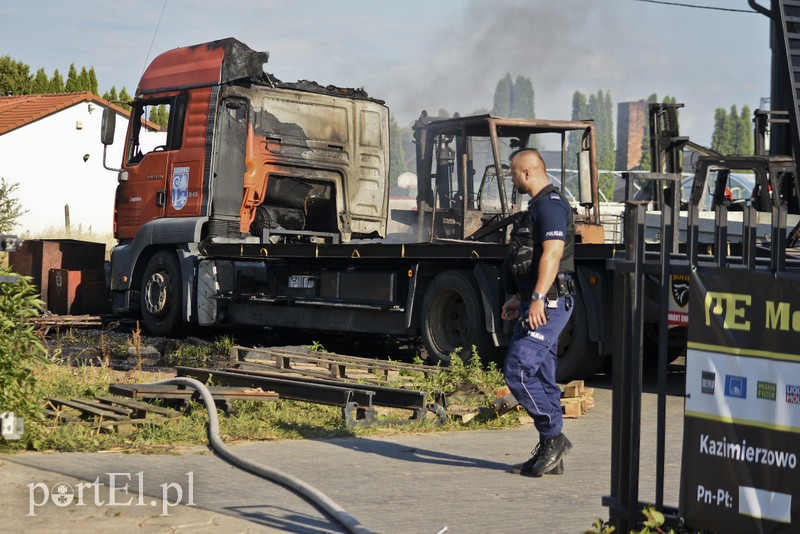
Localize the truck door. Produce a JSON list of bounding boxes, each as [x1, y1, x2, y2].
[[115, 97, 186, 239]]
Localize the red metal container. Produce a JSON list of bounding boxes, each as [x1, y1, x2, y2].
[[48, 269, 109, 315], [8, 239, 106, 311]]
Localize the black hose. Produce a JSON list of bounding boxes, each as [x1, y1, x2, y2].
[[149, 377, 372, 534]]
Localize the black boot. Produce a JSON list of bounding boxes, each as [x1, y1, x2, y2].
[[524, 433, 572, 477], [512, 442, 565, 476]]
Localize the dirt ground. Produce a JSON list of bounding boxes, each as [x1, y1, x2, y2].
[[39, 316, 424, 371]]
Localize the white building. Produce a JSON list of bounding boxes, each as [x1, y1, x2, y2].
[[0, 92, 165, 236]]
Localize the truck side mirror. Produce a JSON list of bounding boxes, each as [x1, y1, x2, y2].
[[101, 107, 116, 146]]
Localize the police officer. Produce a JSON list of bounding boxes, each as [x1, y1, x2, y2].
[[501, 148, 575, 477]]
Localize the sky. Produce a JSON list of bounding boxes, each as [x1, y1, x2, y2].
[[1, 0, 774, 149]]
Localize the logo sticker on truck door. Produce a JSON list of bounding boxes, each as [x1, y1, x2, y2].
[[171, 167, 189, 211]]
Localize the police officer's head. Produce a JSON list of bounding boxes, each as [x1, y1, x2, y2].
[[509, 148, 548, 197]]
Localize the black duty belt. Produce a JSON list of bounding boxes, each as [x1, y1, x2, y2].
[[546, 273, 575, 299]]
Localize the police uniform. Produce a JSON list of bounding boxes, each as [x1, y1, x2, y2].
[[504, 183, 575, 475]]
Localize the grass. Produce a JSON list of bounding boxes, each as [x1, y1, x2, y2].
[[1, 346, 519, 453]]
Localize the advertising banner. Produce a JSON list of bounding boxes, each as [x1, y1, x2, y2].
[[680, 267, 800, 533]]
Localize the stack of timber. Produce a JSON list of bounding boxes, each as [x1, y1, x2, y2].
[[559, 380, 594, 418]]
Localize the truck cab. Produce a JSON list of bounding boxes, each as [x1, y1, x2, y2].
[[102, 38, 389, 333]]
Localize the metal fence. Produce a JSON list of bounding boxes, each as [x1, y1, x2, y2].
[[603, 170, 800, 532]]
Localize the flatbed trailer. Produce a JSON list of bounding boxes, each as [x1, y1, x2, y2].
[[198, 239, 621, 381]]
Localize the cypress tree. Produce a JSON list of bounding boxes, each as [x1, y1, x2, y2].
[[511, 76, 535, 119], [587, 90, 615, 171], [102, 86, 119, 102], [30, 68, 51, 94], [599, 90, 615, 171], [0, 56, 32, 95], [78, 66, 91, 92], [118, 87, 132, 110], [388, 115, 407, 188], [65, 63, 79, 92], [50, 69, 65, 92], [711, 108, 726, 154], [88, 67, 99, 95], [567, 91, 588, 162], [639, 93, 659, 170], [736, 105, 753, 155], [492, 73, 513, 117]]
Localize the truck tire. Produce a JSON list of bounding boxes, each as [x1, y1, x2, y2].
[[555, 291, 605, 382], [642, 323, 686, 366], [421, 270, 493, 365], [140, 250, 182, 336]]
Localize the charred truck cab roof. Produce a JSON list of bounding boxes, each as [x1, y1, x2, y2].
[[115, 38, 389, 245], [136, 38, 269, 95]]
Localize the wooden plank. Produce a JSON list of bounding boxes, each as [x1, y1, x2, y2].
[[561, 380, 584, 398], [75, 415, 176, 436], [107, 384, 279, 404], [205, 387, 279, 401], [47, 398, 129, 421], [71, 399, 133, 417], [108, 383, 192, 401], [95, 395, 183, 418], [43, 408, 75, 422], [561, 397, 582, 418]]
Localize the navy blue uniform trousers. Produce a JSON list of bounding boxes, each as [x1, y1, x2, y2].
[[503, 296, 573, 441]]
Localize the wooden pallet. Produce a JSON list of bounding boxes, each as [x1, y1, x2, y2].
[[32, 314, 104, 330], [45, 395, 182, 434], [108, 383, 279, 415], [559, 380, 595, 418], [492, 380, 595, 419], [230, 345, 440, 385]]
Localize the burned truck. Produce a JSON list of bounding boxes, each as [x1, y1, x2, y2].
[[101, 38, 615, 381]]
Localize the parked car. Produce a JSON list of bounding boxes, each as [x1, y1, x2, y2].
[[633, 172, 755, 211]]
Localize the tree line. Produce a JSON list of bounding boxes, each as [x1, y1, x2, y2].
[[0, 55, 754, 187], [389, 73, 756, 201], [0, 56, 133, 104]]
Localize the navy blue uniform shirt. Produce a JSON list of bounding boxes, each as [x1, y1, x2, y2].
[[528, 188, 570, 246]]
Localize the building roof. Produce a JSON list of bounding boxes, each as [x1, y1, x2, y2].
[[0, 92, 130, 136]]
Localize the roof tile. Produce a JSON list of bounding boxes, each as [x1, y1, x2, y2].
[[0, 92, 130, 135]]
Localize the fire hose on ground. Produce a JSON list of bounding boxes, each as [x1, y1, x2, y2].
[[150, 377, 372, 534]]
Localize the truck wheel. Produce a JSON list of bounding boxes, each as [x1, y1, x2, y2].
[[555, 291, 605, 382], [642, 323, 686, 365], [421, 271, 493, 365], [140, 251, 182, 336]]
